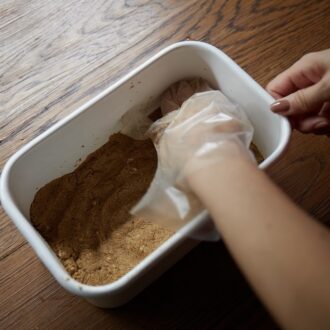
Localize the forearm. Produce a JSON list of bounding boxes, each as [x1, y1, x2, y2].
[[187, 158, 330, 330]]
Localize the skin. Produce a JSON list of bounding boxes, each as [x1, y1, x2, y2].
[[266, 49, 330, 134], [182, 50, 330, 329], [145, 50, 330, 329], [186, 157, 330, 330]]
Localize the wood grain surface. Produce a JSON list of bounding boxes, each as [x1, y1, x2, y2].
[[1, 0, 329, 329]]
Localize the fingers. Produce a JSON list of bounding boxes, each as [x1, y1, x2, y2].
[[266, 53, 325, 98], [266, 66, 303, 99], [295, 115, 330, 135], [271, 78, 330, 116], [320, 101, 330, 117], [211, 117, 243, 134], [268, 50, 330, 136]]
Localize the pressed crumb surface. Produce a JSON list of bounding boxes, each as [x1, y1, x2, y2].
[[30, 133, 173, 286], [30, 129, 263, 286]]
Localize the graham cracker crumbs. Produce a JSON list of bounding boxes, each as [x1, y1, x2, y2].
[[30, 133, 173, 286]]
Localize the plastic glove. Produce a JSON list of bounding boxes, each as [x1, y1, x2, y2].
[[132, 90, 255, 238], [160, 78, 213, 115]]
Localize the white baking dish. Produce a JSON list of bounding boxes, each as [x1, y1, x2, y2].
[[0, 41, 290, 308]]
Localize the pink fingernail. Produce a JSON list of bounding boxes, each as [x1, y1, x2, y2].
[[314, 121, 328, 129], [271, 99, 290, 113]]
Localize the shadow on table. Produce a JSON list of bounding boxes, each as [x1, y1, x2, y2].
[[105, 241, 279, 330]]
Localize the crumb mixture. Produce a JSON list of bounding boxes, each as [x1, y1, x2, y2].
[[31, 102, 264, 287], [30, 133, 173, 286], [250, 143, 264, 164]]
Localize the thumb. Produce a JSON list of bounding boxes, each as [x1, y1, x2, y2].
[[271, 80, 330, 116]]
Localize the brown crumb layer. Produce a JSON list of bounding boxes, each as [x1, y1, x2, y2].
[[250, 142, 264, 164], [30, 133, 173, 286]]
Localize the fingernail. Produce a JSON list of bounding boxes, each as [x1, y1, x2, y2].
[[271, 99, 290, 113], [314, 121, 328, 129]]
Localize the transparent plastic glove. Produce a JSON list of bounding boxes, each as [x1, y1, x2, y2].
[[132, 91, 255, 240], [160, 78, 213, 115]]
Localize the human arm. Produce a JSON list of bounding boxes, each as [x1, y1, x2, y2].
[[186, 155, 330, 330], [133, 88, 330, 329]]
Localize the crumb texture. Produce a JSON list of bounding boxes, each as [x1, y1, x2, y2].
[[30, 133, 173, 286]]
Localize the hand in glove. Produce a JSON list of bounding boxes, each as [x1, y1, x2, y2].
[[132, 90, 255, 238]]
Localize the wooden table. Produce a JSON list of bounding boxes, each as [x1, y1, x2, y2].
[[1, 0, 329, 328]]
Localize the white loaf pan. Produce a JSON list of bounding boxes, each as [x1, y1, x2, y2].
[[0, 41, 290, 308]]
